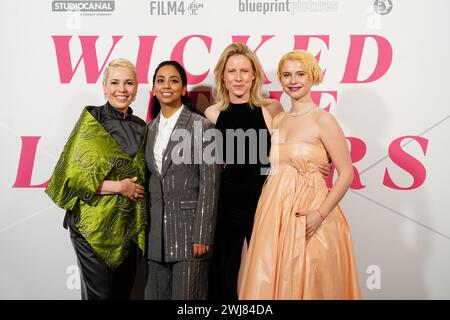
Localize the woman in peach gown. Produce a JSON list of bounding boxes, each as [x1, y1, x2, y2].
[[238, 50, 361, 300]]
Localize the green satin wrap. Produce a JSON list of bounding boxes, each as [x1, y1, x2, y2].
[[45, 106, 147, 269]]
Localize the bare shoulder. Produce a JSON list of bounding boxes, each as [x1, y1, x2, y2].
[[272, 110, 287, 129], [204, 103, 221, 124], [262, 98, 284, 117], [316, 108, 338, 126], [204, 103, 221, 114], [315, 109, 344, 136]]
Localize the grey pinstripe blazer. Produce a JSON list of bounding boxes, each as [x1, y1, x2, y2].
[[145, 106, 221, 262]]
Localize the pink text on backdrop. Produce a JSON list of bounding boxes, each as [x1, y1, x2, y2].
[[52, 34, 392, 85], [13, 137, 49, 188], [13, 134, 428, 190]]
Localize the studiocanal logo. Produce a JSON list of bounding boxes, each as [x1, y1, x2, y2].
[[149, 0, 204, 15], [52, 0, 115, 16]]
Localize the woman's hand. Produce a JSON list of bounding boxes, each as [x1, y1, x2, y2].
[[192, 243, 209, 258], [118, 177, 145, 201], [317, 161, 332, 180], [296, 209, 326, 240]]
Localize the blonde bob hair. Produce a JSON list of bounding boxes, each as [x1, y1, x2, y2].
[[102, 58, 137, 85], [214, 43, 266, 111], [277, 50, 323, 85]]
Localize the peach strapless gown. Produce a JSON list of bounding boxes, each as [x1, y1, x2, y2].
[[238, 140, 361, 300]]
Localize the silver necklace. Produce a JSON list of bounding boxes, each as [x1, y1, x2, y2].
[[287, 105, 317, 117]]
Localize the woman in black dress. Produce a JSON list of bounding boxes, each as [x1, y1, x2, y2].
[[206, 43, 330, 300], [205, 43, 283, 300]]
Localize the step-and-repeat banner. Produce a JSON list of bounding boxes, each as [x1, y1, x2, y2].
[[1, 0, 449, 299]]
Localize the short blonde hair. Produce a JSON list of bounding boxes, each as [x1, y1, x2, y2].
[[214, 43, 266, 111], [277, 50, 323, 85], [102, 58, 137, 84]]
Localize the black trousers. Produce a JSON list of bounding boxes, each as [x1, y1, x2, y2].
[[209, 207, 255, 300], [69, 226, 137, 300]]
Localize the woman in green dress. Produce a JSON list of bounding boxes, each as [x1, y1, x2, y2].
[[45, 58, 147, 300]]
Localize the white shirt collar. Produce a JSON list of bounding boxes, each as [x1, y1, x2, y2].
[[159, 105, 184, 128], [154, 105, 185, 174]]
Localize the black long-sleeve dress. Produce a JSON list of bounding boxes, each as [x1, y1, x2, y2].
[[209, 102, 271, 300]]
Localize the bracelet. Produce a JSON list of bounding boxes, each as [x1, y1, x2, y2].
[[317, 209, 326, 221]]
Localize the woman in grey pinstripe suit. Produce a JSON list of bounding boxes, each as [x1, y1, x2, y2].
[[144, 61, 221, 300]]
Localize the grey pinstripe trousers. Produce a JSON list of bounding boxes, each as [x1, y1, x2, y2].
[[145, 259, 209, 300]]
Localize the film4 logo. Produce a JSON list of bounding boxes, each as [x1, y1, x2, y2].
[[149, 0, 204, 15]]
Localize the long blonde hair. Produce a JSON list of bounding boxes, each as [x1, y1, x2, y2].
[[213, 43, 266, 111]]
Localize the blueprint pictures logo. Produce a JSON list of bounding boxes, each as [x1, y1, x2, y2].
[[52, 0, 115, 15], [238, 0, 338, 15], [149, 0, 204, 15]]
